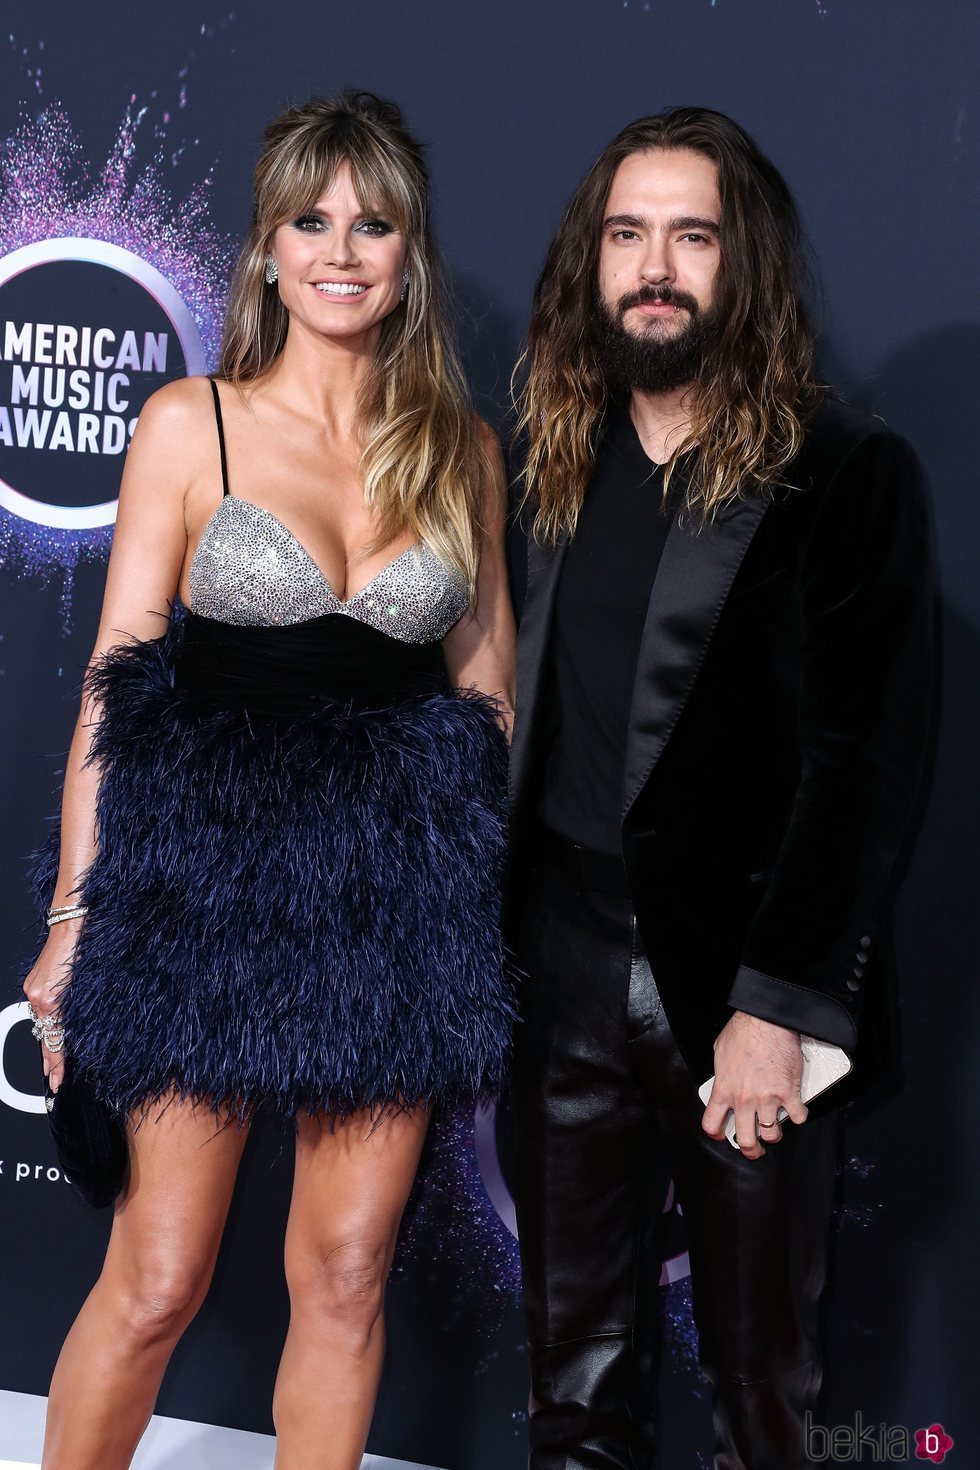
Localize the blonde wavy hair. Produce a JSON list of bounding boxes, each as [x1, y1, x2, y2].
[[219, 91, 486, 593], [513, 107, 823, 542]]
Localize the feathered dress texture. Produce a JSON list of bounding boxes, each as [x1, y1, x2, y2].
[[29, 623, 515, 1121]]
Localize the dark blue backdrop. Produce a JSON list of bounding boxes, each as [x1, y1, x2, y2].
[[1, 3, 976, 1466]]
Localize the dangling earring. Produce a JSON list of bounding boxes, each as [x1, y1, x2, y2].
[[264, 254, 279, 285], [400, 268, 410, 302]]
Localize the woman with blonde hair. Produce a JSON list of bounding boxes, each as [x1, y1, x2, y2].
[[23, 90, 515, 1470]]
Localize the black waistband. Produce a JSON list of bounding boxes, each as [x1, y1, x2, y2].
[[534, 825, 631, 896], [173, 611, 447, 715]]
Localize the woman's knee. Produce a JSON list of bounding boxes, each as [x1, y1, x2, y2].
[[285, 1236, 390, 1340], [102, 1253, 214, 1346]]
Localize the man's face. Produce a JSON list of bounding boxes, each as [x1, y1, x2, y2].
[[595, 147, 723, 393]]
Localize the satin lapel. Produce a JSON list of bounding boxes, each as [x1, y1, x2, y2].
[[509, 529, 569, 806], [622, 496, 769, 819]]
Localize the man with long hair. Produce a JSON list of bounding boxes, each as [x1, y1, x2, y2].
[[509, 108, 933, 1468]]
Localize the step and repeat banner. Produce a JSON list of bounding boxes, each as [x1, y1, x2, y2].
[[1, 3, 976, 1466]]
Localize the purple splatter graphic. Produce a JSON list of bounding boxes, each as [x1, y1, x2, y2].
[[834, 1152, 882, 1229], [6, 32, 45, 99], [663, 1277, 704, 1387], [0, 99, 233, 621], [395, 1106, 521, 1351]]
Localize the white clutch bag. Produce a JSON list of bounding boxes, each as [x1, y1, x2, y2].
[[698, 1035, 853, 1149]]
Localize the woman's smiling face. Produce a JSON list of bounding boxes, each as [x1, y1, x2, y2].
[[269, 161, 407, 348]]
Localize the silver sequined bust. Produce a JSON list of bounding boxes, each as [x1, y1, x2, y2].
[[188, 496, 469, 644]]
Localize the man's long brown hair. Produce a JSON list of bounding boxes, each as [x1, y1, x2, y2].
[[513, 108, 823, 542]]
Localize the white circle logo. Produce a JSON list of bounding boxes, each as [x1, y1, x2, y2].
[[0, 237, 205, 530], [0, 1002, 46, 1115]]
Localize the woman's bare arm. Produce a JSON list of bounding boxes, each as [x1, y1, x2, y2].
[[441, 427, 517, 741], [23, 378, 212, 1090]]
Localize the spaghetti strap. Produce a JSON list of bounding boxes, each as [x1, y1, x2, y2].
[[208, 377, 230, 497]]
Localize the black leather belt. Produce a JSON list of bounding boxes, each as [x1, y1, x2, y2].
[[535, 825, 631, 896]]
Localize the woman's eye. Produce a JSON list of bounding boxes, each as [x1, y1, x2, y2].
[[292, 215, 325, 233], [358, 219, 394, 237]]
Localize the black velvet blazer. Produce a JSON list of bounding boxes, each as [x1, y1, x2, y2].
[[508, 398, 936, 1094]]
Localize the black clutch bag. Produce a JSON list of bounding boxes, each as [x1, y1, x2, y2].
[[45, 1056, 128, 1209]]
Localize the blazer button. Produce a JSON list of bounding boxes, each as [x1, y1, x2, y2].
[[853, 964, 864, 978], [859, 935, 872, 950], [846, 977, 861, 992]]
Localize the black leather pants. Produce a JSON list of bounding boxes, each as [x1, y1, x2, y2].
[[513, 856, 839, 1470]]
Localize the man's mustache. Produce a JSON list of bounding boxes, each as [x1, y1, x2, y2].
[[617, 284, 700, 317]]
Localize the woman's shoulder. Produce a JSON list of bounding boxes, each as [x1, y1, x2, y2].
[[473, 414, 502, 451], [129, 376, 221, 459], [137, 375, 219, 433], [473, 414, 506, 479], [470, 416, 509, 526]]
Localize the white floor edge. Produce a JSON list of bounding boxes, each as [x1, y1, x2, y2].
[[0, 1390, 445, 1470]]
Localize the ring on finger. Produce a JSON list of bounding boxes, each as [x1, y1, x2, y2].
[[27, 1003, 66, 1054]]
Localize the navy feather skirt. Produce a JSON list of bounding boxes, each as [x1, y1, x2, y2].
[[30, 617, 515, 1121]]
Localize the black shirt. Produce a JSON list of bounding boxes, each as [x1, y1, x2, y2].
[[538, 408, 679, 855]]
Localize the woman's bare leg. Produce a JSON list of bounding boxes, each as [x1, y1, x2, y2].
[[42, 1095, 250, 1470], [272, 1105, 431, 1470]]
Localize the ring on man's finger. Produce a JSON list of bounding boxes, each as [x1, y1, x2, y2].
[[759, 1119, 778, 1129]]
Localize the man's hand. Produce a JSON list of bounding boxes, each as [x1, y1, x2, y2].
[[701, 1011, 807, 1159]]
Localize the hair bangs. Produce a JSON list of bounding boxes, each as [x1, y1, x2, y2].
[[261, 127, 413, 242]]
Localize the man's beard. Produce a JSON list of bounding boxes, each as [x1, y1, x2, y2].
[[592, 284, 722, 395]]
